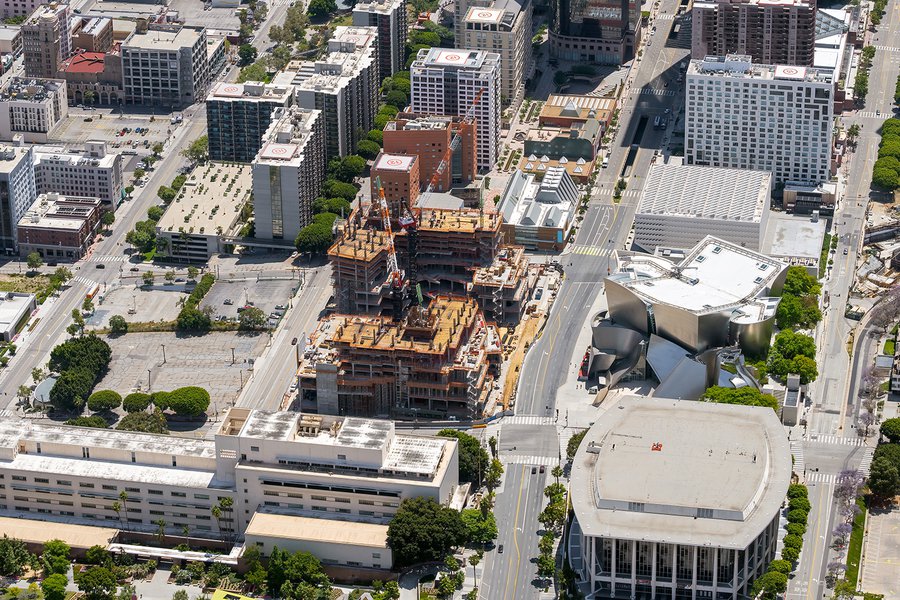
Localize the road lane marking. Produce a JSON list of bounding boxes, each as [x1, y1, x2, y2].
[[503, 466, 526, 600]]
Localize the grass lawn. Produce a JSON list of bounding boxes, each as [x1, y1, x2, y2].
[[884, 339, 896, 355], [845, 497, 867, 585], [0, 273, 52, 294]]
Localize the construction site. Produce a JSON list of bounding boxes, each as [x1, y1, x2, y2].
[[298, 296, 502, 419]]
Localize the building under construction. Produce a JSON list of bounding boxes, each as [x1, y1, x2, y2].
[[469, 245, 538, 323], [299, 295, 502, 419]]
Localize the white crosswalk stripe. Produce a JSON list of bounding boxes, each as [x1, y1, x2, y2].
[[504, 454, 557, 466], [807, 434, 868, 447], [504, 415, 555, 426], [858, 446, 875, 476], [594, 188, 640, 199], [655, 13, 675, 20], [855, 111, 888, 119], [632, 88, 678, 97], [873, 45, 900, 53], [807, 472, 837, 484], [571, 245, 613, 256], [91, 255, 128, 263]]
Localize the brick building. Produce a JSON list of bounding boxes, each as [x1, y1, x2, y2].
[[17, 193, 102, 261], [370, 152, 420, 221], [383, 114, 477, 191]]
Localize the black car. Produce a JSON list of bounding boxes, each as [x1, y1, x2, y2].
[[95, 263, 105, 269], [498, 545, 504, 553], [291, 337, 298, 345]]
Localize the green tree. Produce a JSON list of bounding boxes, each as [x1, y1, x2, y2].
[[42, 539, 71, 575], [485, 457, 504, 491], [751, 571, 788, 600], [567, 429, 587, 460], [84, 546, 110, 566], [356, 139, 381, 160], [176, 307, 212, 331], [238, 43, 258, 65], [781, 546, 800, 563], [881, 418, 900, 443], [787, 483, 809, 499], [437, 429, 490, 485], [123, 392, 151, 413], [313, 197, 352, 216], [0, 535, 34, 577], [787, 509, 808, 523], [182, 136, 209, 163], [239, 306, 268, 330], [768, 559, 793, 575], [116, 409, 169, 434], [367, 129, 384, 145], [87, 390, 122, 412], [187, 266, 199, 280], [41, 573, 68, 600], [76, 566, 118, 600], [157, 186, 176, 203], [142, 271, 155, 286], [64, 416, 108, 428], [50, 368, 94, 412], [387, 497, 467, 568], [872, 166, 899, 190], [53, 266, 73, 285], [26, 251, 43, 271], [782, 534, 803, 550], [295, 220, 335, 254], [789, 496, 811, 512], [162, 386, 210, 417], [237, 61, 268, 83], [147, 205, 165, 222], [868, 456, 900, 498], [460, 509, 498, 544], [109, 315, 128, 335], [101, 211, 115, 229], [874, 443, 900, 471], [307, 0, 337, 18], [847, 123, 861, 141], [323, 180, 360, 202], [702, 386, 779, 411], [385, 90, 408, 108]]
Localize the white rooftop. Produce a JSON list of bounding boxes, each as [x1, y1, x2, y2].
[[373, 153, 416, 172], [690, 54, 834, 84], [465, 7, 504, 23], [761, 212, 826, 264], [612, 236, 786, 315], [637, 164, 771, 222], [123, 26, 203, 51], [207, 82, 293, 102], [0, 293, 34, 332], [571, 396, 791, 548]]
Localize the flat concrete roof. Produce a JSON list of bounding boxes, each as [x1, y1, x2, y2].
[[123, 26, 202, 51], [373, 153, 416, 172], [638, 164, 771, 222], [571, 396, 791, 548], [0, 292, 33, 332], [762, 212, 826, 262], [245, 512, 389, 548], [0, 516, 117, 549], [156, 162, 251, 237]]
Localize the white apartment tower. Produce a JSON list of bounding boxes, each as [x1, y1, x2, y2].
[[291, 26, 380, 162], [252, 106, 326, 242], [410, 48, 501, 170], [33, 141, 124, 211], [461, 0, 531, 106], [685, 55, 834, 186], [352, 0, 407, 81]]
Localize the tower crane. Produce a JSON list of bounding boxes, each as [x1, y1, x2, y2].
[[399, 87, 486, 305], [373, 177, 407, 320]]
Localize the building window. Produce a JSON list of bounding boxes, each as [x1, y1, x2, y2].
[[269, 166, 283, 239]]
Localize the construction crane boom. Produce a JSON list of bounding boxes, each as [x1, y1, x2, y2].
[[374, 176, 404, 289]]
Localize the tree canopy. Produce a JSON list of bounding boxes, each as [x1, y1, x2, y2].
[[881, 418, 900, 443], [182, 136, 209, 163], [156, 386, 210, 417], [265, 547, 332, 599], [87, 390, 122, 412], [387, 497, 467, 568], [116, 409, 169, 434], [460, 509, 498, 544], [768, 330, 818, 383], [868, 457, 899, 498], [437, 429, 489, 484], [239, 306, 268, 330], [76, 566, 118, 600], [702, 386, 779, 411], [123, 392, 151, 413], [0, 535, 34, 577]]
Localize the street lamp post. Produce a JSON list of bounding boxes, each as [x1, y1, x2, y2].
[[161, 344, 166, 364], [147, 369, 152, 391], [230, 347, 235, 364]]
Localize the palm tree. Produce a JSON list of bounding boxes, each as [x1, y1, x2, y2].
[[119, 491, 129, 531], [468, 551, 482, 590], [154, 519, 166, 545], [552, 465, 563, 484], [211, 505, 223, 541], [181, 524, 190, 550], [218, 497, 235, 541], [111, 501, 122, 527]]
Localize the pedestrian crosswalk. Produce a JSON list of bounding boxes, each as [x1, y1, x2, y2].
[[631, 88, 678, 97], [873, 45, 900, 53], [595, 188, 640, 199], [855, 111, 889, 119], [570, 245, 613, 256], [504, 454, 558, 467], [91, 255, 128, 263], [73, 275, 98, 287], [807, 472, 838, 484], [790, 440, 805, 480], [503, 415, 555, 426], [655, 13, 675, 20], [807, 434, 869, 447], [858, 446, 875, 476]]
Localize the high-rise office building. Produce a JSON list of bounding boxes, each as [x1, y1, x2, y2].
[[685, 55, 833, 185], [252, 107, 325, 242], [692, 0, 817, 66], [121, 25, 210, 107], [0, 145, 36, 254], [549, 0, 641, 64], [21, 3, 70, 79], [461, 0, 531, 105], [352, 0, 407, 81], [289, 26, 380, 162], [206, 81, 294, 163], [409, 48, 501, 169]]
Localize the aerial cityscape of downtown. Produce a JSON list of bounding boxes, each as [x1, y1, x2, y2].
[[0, 0, 897, 598]]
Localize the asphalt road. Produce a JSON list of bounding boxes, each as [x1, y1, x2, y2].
[[481, 2, 690, 597], [0, 106, 208, 412], [235, 265, 333, 411]]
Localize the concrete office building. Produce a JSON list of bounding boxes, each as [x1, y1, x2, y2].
[[1, 0, 42, 20], [122, 25, 210, 107], [498, 167, 576, 251], [16, 193, 102, 261], [410, 48, 501, 170], [633, 164, 772, 252], [33, 141, 123, 210], [57, 48, 125, 106], [72, 17, 114, 53], [461, 0, 531, 105], [569, 396, 791, 600], [0, 409, 459, 567], [21, 3, 70, 79], [685, 55, 834, 186], [352, 0, 407, 81], [0, 145, 35, 254], [383, 114, 477, 191], [0, 77, 67, 142], [0, 26, 22, 58], [0, 291, 35, 341], [692, 0, 817, 66], [288, 27, 379, 162], [206, 81, 295, 163], [252, 106, 326, 242], [549, 0, 641, 64], [606, 236, 787, 356]]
